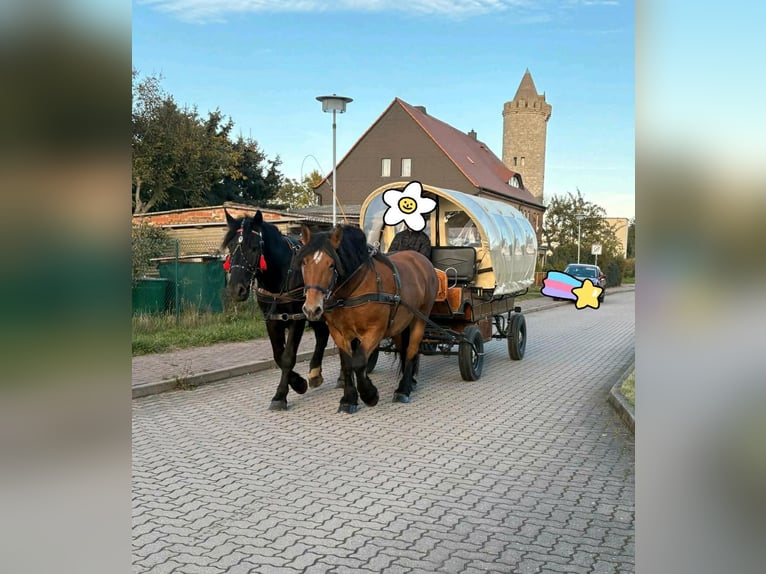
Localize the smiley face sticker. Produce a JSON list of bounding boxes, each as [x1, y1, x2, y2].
[[382, 181, 436, 232], [398, 196, 417, 214]]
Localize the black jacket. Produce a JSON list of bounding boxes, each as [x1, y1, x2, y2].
[[389, 230, 432, 259]]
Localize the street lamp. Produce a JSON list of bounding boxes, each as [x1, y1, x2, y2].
[[575, 212, 585, 263], [316, 94, 353, 226]]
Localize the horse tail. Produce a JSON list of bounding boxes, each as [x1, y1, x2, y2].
[[396, 327, 411, 376]]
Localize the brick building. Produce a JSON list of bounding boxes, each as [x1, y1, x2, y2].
[[313, 96, 545, 241]]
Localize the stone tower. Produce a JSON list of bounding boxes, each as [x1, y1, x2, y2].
[[502, 69, 552, 204]]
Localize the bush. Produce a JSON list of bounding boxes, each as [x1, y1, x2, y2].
[[132, 222, 171, 283], [623, 258, 635, 278], [606, 259, 623, 287]]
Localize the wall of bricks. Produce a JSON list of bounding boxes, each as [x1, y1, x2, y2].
[[132, 203, 284, 228]]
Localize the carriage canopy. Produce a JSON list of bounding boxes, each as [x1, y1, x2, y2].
[[360, 182, 538, 296]]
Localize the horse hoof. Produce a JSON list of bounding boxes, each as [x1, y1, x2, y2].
[[308, 375, 324, 388], [335, 377, 345, 389], [338, 403, 359, 414], [361, 390, 379, 407], [393, 392, 411, 404], [289, 374, 308, 395], [269, 400, 288, 411]]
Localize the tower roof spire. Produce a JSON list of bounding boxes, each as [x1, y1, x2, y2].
[[514, 69, 539, 100]]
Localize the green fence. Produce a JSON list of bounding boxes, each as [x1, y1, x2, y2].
[[157, 256, 226, 313], [132, 238, 228, 319]]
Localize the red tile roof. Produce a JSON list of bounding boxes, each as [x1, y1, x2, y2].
[[395, 98, 542, 207]]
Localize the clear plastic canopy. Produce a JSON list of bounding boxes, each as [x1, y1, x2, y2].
[[360, 182, 538, 295]]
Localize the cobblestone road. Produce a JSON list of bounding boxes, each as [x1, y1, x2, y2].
[[133, 290, 635, 573]]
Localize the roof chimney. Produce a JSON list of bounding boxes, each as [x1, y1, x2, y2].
[[468, 129, 477, 140], [414, 105, 427, 114]]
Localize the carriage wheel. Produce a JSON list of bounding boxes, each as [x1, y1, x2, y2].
[[459, 326, 484, 381], [508, 313, 527, 361], [366, 348, 380, 373]]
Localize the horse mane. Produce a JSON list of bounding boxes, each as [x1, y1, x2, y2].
[[221, 216, 242, 248], [336, 226, 369, 276]]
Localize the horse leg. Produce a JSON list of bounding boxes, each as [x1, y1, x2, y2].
[[307, 320, 329, 388], [392, 327, 411, 403], [351, 338, 379, 407], [267, 321, 290, 410], [337, 350, 360, 414], [394, 320, 426, 403], [284, 319, 308, 395]]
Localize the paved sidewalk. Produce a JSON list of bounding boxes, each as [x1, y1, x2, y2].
[[132, 285, 634, 398]]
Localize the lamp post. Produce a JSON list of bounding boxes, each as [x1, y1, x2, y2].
[[316, 94, 353, 226], [575, 212, 585, 263]]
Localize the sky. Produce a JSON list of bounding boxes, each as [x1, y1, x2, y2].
[[133, 0, 635, 219]]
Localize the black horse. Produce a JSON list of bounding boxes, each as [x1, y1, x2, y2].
[[222, 209, 332, 410]]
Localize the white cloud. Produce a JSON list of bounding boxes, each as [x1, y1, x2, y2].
[[138, 0, 532, 23]]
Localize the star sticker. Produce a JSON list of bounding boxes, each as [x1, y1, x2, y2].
[[572, 279, 603, 309]]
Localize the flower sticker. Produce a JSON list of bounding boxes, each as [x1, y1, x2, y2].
[[382, 181, 436, 232]]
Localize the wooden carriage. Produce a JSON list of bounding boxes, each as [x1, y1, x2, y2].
[[360, 182, 538, 380]]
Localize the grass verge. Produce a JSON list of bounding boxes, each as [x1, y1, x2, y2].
[[133, 306, 267, 356], [131, 283, 555, 355], [621, 370, 635, 406]]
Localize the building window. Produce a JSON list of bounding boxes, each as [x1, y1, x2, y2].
[[521, 156, 525, 167], [381, 158, 391, 177], [401, 158, 411, 177], [513, 157, 517, 166]]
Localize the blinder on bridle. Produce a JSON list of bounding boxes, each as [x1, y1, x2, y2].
[[225, 223, 266, 279]]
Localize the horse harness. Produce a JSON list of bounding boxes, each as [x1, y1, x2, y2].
[[230, 228, 306, 322], [257, 235, 311, 322], [318, 248, 404, 331]]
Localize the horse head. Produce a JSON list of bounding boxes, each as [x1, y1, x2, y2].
[[298, 225, 342, 321], [222, 209, 266, 301], [297, 224, 369, 321]]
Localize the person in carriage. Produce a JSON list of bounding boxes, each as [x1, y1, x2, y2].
[[387, 227, 432, 259]]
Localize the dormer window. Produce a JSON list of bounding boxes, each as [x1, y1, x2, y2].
[[509, 175, 520, 188]]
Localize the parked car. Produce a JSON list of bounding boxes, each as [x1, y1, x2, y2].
[[563, 263, 606, 302]]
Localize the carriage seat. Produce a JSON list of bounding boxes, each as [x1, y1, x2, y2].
[[430, 246, 476, 285]]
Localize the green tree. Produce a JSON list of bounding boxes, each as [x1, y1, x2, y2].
[[206, 136, 283, 206], [542, 188, 620, 269], [132, 70, 283, 213], [626, 217, 635, 258], [270, 170, 322, 209], [131, 222, 171, 283], [133, 70, 237, 212]]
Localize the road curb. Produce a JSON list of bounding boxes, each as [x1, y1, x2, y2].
[[607, 361, 635, 434], [132, 347, 339, 399]]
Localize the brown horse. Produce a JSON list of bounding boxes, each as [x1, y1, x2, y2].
[[297, 224, 439, 413]]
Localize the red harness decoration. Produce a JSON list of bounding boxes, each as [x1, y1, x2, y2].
[[223, 254, 266, 271]]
